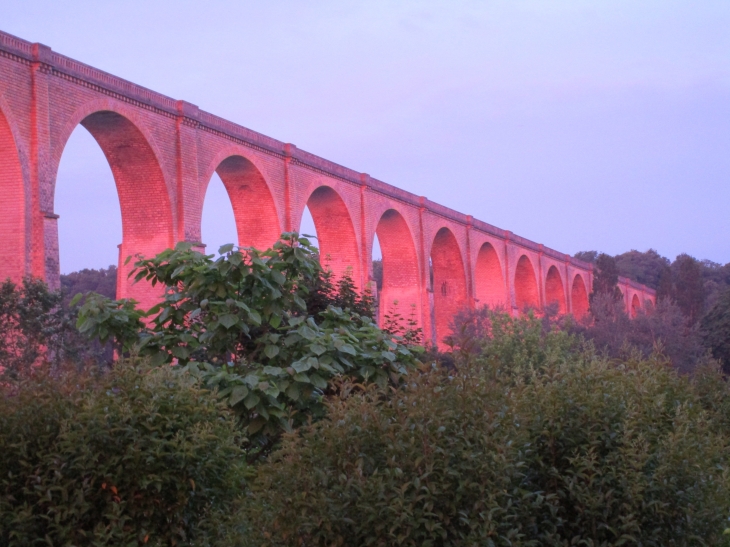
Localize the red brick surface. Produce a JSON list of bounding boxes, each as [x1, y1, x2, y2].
[[0, 30, 656, 345]]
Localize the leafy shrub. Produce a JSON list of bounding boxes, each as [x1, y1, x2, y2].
[[0, 277, 103, 379], [0, 364, 248, 546], [243, 321, 730, 546], [75, 234, 421, 449]]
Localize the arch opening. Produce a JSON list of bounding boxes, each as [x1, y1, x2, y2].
[[209, 155, 280, 251], [55, 110, 173, 309], [303, 186, 361, 289], [571, 274, 589, 319], [374, 209, 421, 332], [545, 265, 566, 314], [514, 255, 539, 312], [631, 294, 641, 318], [200, 172, 237, 256], [475, 242, 506, 308], [0, 106, 26, 283], [431, 227, 467, 347]]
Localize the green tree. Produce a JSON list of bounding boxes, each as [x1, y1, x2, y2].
[[614, 249, 670, 289], [702, 287, 730, 373], [673, 253, 705, 323], [590, 253, 622, 303], [76, 233, 421, 448], [573, 250, 597, 264]]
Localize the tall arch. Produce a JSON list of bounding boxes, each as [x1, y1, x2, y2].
[[475, 242, 506, 308], [545, 265, 566, 314], [571, 274, 589, 319], [631, 294, 641, 318], [205, 155, 280, 250], [431, 227, 467, 346], [55, 110, 173, 310], [374, 209, 421, 329], [0, 104, 26, 283], [304, 186, 361, 288], [514, 255, 539, 312]]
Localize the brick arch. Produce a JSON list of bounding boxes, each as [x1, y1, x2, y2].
[[514, 255, 539, 312], [0, 99, 27, 283], [571, 273, 589, 319], [545, 265, 566, 314], [374, 209, 421, 328], [52, 105, 174, 309], [631, 294, 641, 317], [475, 242, 506, 308], [302, 185, 361, 289], [201, 152, 281, 251], [431, 227, 468, 346]]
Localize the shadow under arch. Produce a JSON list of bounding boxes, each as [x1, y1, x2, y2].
[[431, 227, 467, 347], [374, 209, 421, 329], [571, 274, 590, 319], [303, 185, 361, 289], [514, 255, 539, 312], [55, 110, 173, 309], [203, 155, 281, 251], [0, 102, 26, 283], [545, 265, 566, 314], [475, 242, 506, 308]]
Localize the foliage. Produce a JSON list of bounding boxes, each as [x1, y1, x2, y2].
[[382, 300, 424, 346], [573, 250, 597, 264], [75, 234, 420, 448], [60, 265, 117, 306], [0, 277, 103, 379], [0, 364, 248, 546], [702, 287, 730, 373], [590, 253, 623, 303], [614, 249, 671, 291], [672, 253, 706, 323], [243, 326, 730, 546]]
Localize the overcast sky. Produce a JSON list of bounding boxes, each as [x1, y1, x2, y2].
[[3, 0, 729, 273]]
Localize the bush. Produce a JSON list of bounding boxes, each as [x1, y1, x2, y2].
[[0, 364, 248, 546], [243, 320, 730, 546]]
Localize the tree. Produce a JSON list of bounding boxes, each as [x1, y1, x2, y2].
[[614, 249, 670, 290], [573, 250, 597, 264], [673, 254, 705, 323], [590, 253, 622, 303], [702, 287, 730, 373], [75, 233, 421, 448]]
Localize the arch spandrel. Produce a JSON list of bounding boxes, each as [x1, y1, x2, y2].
[[514, 254, 540, 312], [545, 265, 567, 314], [430, 227, 468, 347], [571, 273, 590, 318], [473, 240, 507, 309]]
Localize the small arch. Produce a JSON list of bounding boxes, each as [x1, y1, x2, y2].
[[545, 265, 566, 314], [374, 209, 421, 329], [475, 242, 506, 308], [431, 227, 467, 346], [54, 110, 173, 309], [631, 294, 641, 317], [514, 255, 539, 312], [304, 186, 361, 288], [205, 155, 281, 250], [571, 274, 589, 318], [0, 103, 26, 283]]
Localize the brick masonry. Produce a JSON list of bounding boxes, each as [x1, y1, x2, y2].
[[0, 30, 656, 346]]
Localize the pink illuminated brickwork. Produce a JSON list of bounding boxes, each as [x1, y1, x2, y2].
[[0, 30, 656, 345]]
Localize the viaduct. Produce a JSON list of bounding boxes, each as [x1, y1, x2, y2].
[[0, 30, 655, 346]]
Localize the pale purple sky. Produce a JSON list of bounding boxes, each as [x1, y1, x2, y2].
[[3, 0, 729, 273]]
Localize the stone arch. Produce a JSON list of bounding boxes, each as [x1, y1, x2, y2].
[[474, 242, 507, 308], [202, 153, 281, 251], [303, 185, 361, 288], [631, 294, 641, 317], [431, 227, 468, 346], [374, 209, 421, 328], [514, 255, 539, 312], [571, 274, 590, 319], [545, 265, 566, 314], [0, 100, 27, 283], [53, 106, 173, 309]]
